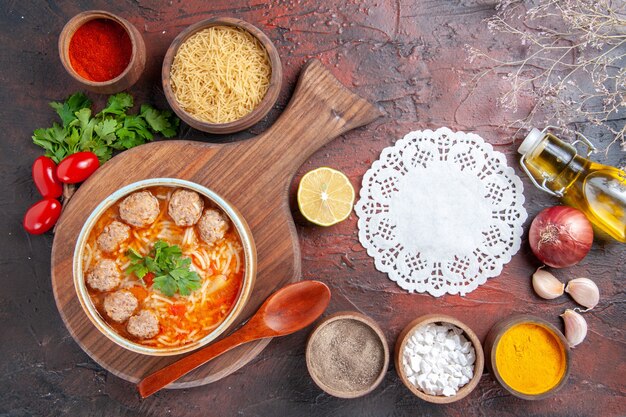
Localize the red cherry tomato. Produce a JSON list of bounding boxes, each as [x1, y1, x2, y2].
[[168, 304, 187, 317], [56, 152, 100, 184], [23, 198, 62, 234], [143, 272, 155, 286], [32, 156, 63, 198]]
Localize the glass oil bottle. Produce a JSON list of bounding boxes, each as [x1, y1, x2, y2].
[[518, 127, 626, 243]]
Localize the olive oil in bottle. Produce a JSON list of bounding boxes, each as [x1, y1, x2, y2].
[[518, 128, 626, 242]]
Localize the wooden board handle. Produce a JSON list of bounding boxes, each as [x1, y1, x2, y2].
[[255, 59, 383, 172]]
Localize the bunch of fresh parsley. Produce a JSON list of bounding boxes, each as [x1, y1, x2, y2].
[[32, 92, 179, 163], [126, 240, 201, 297]]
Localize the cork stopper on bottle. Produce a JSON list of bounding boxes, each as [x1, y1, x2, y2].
[[518, 128, 544, 155]]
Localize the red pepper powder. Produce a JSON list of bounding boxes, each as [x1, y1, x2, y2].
[[68, 18, 132, 82]]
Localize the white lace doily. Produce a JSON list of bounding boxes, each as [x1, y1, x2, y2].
[[355, 127, 527, 296]]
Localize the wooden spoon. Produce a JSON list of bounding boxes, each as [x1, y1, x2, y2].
[[137, 280, 331, 398]]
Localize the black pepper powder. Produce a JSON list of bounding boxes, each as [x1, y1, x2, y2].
[[308, 318, 385, 393]]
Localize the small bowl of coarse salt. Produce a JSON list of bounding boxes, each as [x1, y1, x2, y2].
[[394, 314, 484, 404]]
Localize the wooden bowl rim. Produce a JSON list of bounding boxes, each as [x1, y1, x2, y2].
[[72, 178, 257, 356], [58, 10, 141, 86], [305, 311, 390, 399], [161, 16, 283, 134], [394, 314, 485, 404], [483, 314, 571, 400]]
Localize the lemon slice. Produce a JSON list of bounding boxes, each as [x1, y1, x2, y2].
[[297, 167, 355, 226]]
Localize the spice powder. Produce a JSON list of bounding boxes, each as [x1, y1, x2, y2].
[[495, 323, 566, 395], [308, 319, 385, 394], [69, 18, 132, 82]]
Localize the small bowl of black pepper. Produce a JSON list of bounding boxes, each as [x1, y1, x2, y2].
[[305, 311, 389, 399]]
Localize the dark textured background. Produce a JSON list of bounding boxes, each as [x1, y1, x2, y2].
[[1, 1, 624, 416]]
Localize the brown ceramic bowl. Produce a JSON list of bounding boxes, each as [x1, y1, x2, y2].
[[484, 315, 570, 400], [162, 17, 283, 134], [58, 10, 146, 93], [306, 312, 389, 399], [72, 178, 256, 356], [395, 314, 484, 404]]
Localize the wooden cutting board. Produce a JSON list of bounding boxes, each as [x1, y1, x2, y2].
[[50, 59, 382, 388]]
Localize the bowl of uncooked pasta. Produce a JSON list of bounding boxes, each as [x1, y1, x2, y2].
[[162, 17, 283, 134]]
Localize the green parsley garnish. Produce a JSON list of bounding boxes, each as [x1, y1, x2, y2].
[[32, 92, 179, 163], [126, 240, 201, 297]]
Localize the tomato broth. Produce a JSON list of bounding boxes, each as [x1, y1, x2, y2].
[[82, 186, 244, 348]]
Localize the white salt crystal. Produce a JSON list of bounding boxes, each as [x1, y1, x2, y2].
[[409, 355, 421, 371], [423, 381, 436, 394], [415, 344, 431, 355], [467, 350, 476, 365], [402, 323, 476, 398], [444, 338, 456, 351]]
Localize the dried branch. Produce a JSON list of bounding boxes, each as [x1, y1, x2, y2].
[[467, 0, 626, 152]]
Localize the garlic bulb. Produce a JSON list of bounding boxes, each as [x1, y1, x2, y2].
[[560, 309, 587, 347], [532, 268, 564, 299], [565, 277, 599, 310]]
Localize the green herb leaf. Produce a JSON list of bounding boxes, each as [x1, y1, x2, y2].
[[100, 92, 134, 116], [49, 92, 91, 127], [127, 248, 143, 261], [94, 118, 118, 144], [125, 240, 200, 297], [32, 92, 180, 163], [153, 275, 178, 297], [141, 105, 179, 138]]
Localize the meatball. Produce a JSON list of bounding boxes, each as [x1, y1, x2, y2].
[[119, 191, 160, 227], [86, 259, 121, 292], [197, 208, 229, 245], [103, 290, 138, 323], [127, 310, 160, 339], [168, 189, 204, 226], [96, 220, 130, 253]]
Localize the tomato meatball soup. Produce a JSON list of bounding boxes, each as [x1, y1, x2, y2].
[[81, 185, 245, 349]]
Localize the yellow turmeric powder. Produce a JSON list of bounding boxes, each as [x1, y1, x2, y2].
[[495, 323, 566, 395]]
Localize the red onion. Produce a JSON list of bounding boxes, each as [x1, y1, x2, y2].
[[529, 206, 593, 268]]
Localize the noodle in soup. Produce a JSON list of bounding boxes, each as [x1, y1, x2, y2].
[[82, 186, 244, 348]]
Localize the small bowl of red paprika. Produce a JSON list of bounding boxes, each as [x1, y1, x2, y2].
[[59, 11, 146, 94]]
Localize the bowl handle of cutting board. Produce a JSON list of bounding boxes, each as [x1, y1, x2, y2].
[[254, 59, 383, 172]]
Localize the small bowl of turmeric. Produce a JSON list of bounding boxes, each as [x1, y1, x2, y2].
[[59, 10, 146, 94], [484, 315, 571, 400]]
